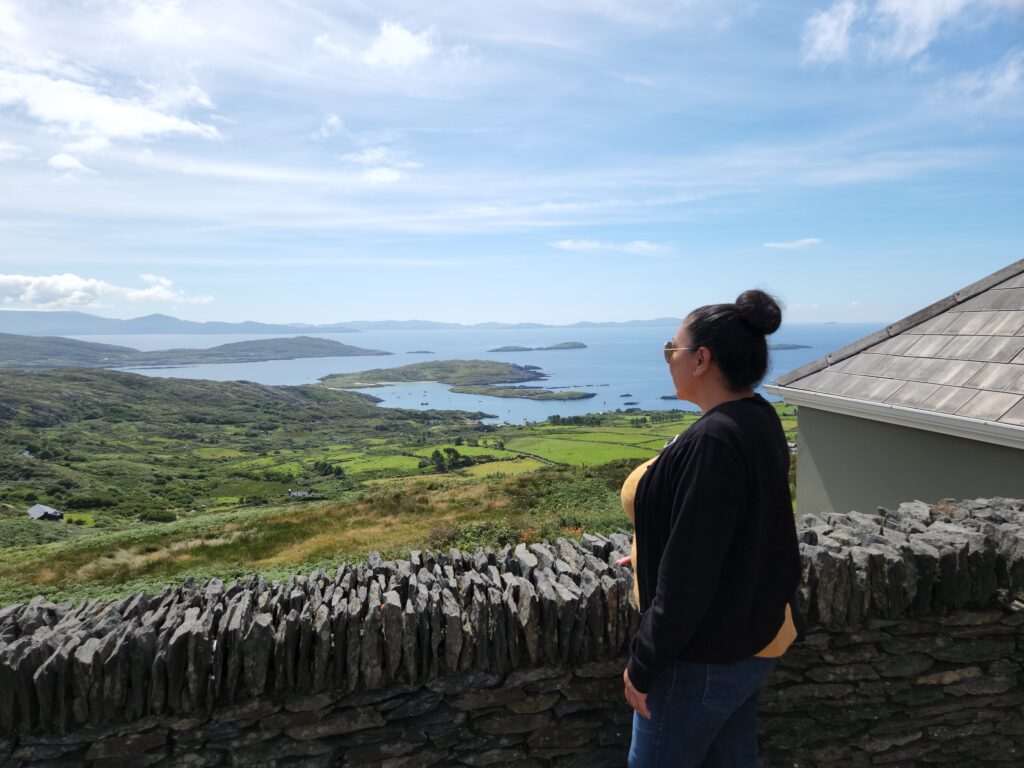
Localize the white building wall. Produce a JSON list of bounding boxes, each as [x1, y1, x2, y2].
[[796, 407, 1024, 517]]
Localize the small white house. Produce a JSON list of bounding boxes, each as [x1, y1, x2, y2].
[[288, 489, 314, 498], [767, 258, 1024, 516], [27, 504, 64, 522]]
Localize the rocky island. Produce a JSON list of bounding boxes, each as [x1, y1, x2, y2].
[[487, 342, 587, 352], [320, 360, 594, 401]]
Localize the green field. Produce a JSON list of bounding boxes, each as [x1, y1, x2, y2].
[[0, 367, 798, 606]]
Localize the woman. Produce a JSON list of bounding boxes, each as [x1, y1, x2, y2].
[[621, 289, 801, 768]]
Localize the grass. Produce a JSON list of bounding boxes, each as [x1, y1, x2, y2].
[[503, 436, 658, 465], [0, 367, 800, 607], [462, 458, 547, 476], [0, 467, 632, 605]]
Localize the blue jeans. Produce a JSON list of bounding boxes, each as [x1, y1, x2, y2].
[[628, 656, 778, 768]]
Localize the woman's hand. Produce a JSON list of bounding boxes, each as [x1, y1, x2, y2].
[[616, 555, 632, 568], [623, 667, 651, 719]]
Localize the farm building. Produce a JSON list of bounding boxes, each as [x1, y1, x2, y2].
[[26, 504, 64, 521], [766, 258, 1024, 517], [288, 489, 314, 498]]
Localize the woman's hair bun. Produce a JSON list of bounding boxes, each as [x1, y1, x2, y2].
[[735, 289, 782, 336]]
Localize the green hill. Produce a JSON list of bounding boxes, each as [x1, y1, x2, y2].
[[0, 333, 389, 370]]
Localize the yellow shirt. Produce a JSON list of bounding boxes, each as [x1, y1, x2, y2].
[[620, 458, 796, 658]]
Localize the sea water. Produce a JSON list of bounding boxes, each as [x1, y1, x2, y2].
[[72, 323, 882, 424]]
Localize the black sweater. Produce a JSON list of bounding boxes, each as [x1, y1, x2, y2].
[[627, 394, 800, 693]]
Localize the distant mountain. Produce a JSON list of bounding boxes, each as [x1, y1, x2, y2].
[[346, 318, 681, 330], [0, 311, 360, 336], [0, 310, 686, 337], [342, 320, 462, 330], [0, 334, 389, 370]]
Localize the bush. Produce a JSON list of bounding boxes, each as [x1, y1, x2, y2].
[[428, 519, 530, 550], [139, 510, 177, 523]]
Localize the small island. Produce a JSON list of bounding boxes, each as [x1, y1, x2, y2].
[[0, 333, 390, 370], [319, 359, 593, 401], [487, 341, 587, 352], [451, 385, 594, 401], [769, 343, 811, 351], [407, 350, 434, 354]]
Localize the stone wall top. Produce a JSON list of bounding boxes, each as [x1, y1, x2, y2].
[[798, 497, 1024, 626], [1, 497, 1023, 738]]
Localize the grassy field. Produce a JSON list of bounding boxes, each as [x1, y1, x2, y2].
[[0, 467, 633, 605], [0, 367, 798, 606]]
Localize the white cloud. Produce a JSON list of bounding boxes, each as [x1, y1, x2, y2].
[[870, 0, 971, 60], [763, 238, 822, 249], [314, 33, 349, 58], [0, 138, 28, 161], [943, 49, 1024, 109], [146, 83, 214, 112], [341, 146, 393, 164], [0, 273, 212, 307], [802, 0, 1023, 63], [803, 1, 862, 64], [314, 113, 345, 139], [0, 0, 25, 40], [125, 0, 206, 46], [47, 153, 94, 173], [67, 136, 111, 154], [341, 146, 421, 169], [364, 22, 434, 69], [548, 239, 670, 254], [363, 167, 402, 183], [0, 69, 219, 142]]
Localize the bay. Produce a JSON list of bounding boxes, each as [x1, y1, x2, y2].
[[72, 322, 883, 424]]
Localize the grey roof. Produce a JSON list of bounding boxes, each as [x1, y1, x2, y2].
[[773, 259, 1024, 432], [27, 503, 62, 519]]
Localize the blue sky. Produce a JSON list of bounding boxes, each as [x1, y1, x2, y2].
[[0, 0, 1022, 324]]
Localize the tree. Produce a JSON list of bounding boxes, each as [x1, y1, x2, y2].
[[430, 449, 446, 472]]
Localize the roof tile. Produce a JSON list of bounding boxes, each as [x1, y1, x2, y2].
[[964, 363, 1024, 393], [936, 335, 989, 360], [955, 391, 1022, 421], [919, 386, 977, 414], [831, 353, 899, 377], [904, 335, 953, 358], [909, 313, 959, 335], [1000, 274, 1024, 289], [943, 311, 998, 335], [838, 376, 905, 401], [921, 358, 985, 386], [999, 398, 1024, 426], [884, 381, 941, 408], [969, 337, 1024, 363], [982, 311, 1024, 336], [955, 289, 1024, 312], [869, 335, 919, 356]]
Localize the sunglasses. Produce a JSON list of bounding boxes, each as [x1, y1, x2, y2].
[[664, 340, 697, 363]]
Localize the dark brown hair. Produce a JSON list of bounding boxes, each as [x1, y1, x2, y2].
[[686, 289, 783, 391]]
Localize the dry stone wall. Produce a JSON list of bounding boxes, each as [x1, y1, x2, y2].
[[1, 497, 1023, 768]]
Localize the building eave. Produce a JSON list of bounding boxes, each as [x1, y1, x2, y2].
[[765, 384, 1024, 451], [774, 258, 1024, 388]]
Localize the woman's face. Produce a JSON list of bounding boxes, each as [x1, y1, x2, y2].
[[667, 322, 697, 402]]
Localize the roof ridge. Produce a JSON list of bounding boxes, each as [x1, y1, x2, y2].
[[774, 258, 1024, 387]]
